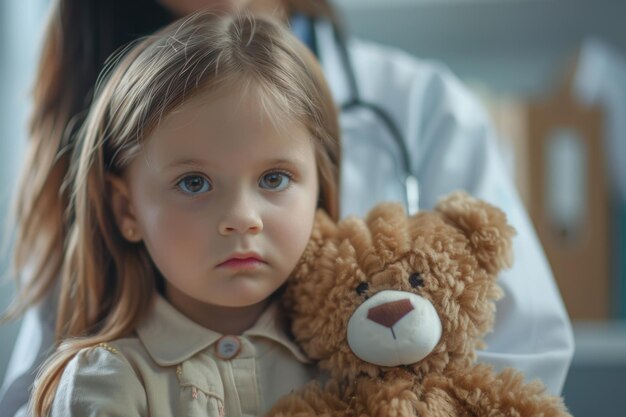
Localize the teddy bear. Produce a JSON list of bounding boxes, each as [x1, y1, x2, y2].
[[267, 191, 571, 417]]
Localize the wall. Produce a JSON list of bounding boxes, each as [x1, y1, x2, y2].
[[336, 0, 626, 95]]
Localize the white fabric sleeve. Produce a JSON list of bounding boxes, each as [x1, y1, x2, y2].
[[49, 346, 147, 417], [407, 63, 575, 394], [0, 292, 57, 417]]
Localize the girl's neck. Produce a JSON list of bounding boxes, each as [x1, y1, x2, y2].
[[165, 286, 270, 335]]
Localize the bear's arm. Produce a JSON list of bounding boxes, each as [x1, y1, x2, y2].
[[436, 364, 572, 417], [265, 379, 348, 417]]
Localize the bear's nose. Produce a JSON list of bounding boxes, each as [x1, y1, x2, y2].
[[367, 299, 414, 330]]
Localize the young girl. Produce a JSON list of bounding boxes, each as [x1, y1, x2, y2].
[[29, 11, 340, 417]]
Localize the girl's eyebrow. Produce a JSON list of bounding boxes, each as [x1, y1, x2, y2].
[[260, 158, 302, 166], [164, 157, 301, 170], [164, 158, 211, 170]]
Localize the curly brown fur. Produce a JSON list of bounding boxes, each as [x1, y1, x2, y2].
[[268, 191, 570, 417]]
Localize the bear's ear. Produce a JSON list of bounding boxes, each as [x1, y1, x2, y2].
[[291, 208, 339, 283], [334, 203, 410, 272], [311, 208, 339, 242], [363, 202, 411, 264], [435, 191, 516, 274]]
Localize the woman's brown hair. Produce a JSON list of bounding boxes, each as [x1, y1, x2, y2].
[[7, 0, 173, 319]]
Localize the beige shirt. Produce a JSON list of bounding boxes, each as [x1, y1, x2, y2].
[[51, 295, 318, 417]]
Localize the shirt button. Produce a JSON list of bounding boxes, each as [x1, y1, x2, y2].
[[215, 335, 242, 360]]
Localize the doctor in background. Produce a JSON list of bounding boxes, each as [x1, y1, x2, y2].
[[0, 0, 574, 415]]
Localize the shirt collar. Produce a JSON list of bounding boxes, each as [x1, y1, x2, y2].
[[136, 295, 309, 366]]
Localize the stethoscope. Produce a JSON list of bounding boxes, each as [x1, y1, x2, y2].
[[294, 15, 420, 214]]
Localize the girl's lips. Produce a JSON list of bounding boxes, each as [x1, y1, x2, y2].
[[217, 257, 266, 270]]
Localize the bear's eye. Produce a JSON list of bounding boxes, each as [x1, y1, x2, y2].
[[409, 273, 424, 288], [355, 282, 369, 296]]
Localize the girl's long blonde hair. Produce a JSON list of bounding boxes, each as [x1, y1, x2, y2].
[[6, 0, 339, 323], [30, 12, 340, 416]]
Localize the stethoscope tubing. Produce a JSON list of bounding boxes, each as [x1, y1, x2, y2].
[[327, 19, 420, 214]]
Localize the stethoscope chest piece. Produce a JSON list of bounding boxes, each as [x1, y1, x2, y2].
[[405, 174, 420, 215]]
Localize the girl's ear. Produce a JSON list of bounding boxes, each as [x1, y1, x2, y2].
[[107, 174, 143, 242]]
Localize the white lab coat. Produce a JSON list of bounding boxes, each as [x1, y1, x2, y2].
[[0, 18, 574, 417]]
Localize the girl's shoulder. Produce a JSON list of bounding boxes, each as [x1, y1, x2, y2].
[[63, 339, 143, 381], [52, 338, 149, 416], [67, 336, 147, 370]]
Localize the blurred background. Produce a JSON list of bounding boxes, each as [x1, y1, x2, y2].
[[1, 0, 625, 415], [0, 0, 47, 407]]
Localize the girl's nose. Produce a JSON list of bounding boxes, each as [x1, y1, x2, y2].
[[218, 199, 263, 236]]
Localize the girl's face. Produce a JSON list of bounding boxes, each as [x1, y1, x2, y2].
[[110, 88, 319, 319]]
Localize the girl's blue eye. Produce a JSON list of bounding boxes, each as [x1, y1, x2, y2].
[[177, 175, 211, 195], [259, 172, 291, 191]]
